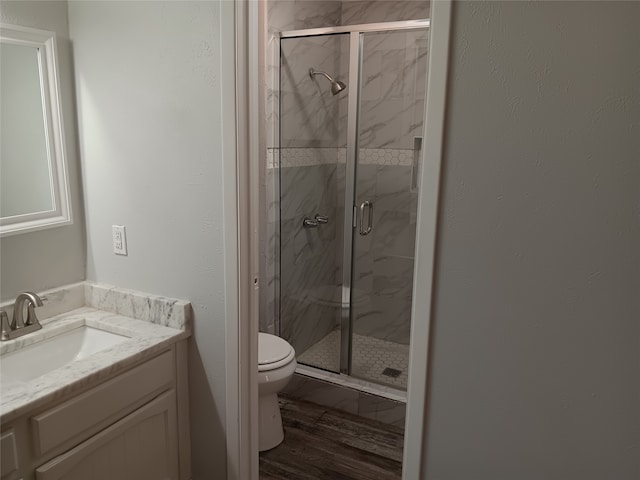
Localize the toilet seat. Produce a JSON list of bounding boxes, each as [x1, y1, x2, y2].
[[259, 333, 295, 372]]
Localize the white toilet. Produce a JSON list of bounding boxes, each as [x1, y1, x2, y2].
[[258, 332, 297, 451]]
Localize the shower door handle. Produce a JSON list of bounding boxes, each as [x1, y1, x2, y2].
[[358, 201, 373, 236]]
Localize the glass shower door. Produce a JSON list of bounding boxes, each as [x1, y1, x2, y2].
[[279, 33, 350, 373], [278, 23, 429, 386], [349, 28, 429, 389]]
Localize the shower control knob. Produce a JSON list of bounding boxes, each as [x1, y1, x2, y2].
[[302, 217, 318, 228], [315, 215, 329, 224]]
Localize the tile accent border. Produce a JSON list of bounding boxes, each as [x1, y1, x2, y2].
[[279, 147, 338, 167], [338, 147, 414, 166], [268, 147, 416, 168]]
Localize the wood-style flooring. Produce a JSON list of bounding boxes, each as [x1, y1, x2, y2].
[[259, 396, 404, 480]]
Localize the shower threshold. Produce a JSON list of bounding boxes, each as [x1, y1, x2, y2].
[[296, 328, 409, 399]]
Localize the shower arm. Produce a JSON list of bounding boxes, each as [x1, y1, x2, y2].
[[309, 69, 336, 83]]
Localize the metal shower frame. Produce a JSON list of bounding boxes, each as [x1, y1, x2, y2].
[[279, 19, 430, 376]]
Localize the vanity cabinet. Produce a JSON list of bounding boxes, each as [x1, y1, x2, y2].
[[35, 391, 178, 480], [0, 341, 190, 480]]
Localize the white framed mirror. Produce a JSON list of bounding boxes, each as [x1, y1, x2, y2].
[[0, 23, 72, 237]]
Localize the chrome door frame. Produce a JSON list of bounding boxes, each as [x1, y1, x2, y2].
[[339, 31, 362, 374], [279, 19, 430, 375], [280, 19, 429, 38]]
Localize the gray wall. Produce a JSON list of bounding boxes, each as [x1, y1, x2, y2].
[[0, 0, 86, 301], [423, 1, 640, 478], [67, 2, 233, 478]]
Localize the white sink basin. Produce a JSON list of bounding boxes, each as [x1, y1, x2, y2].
[[0, 326, 129, 386]]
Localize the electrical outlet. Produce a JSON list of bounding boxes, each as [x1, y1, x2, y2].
[[112, 225, 128, 255]]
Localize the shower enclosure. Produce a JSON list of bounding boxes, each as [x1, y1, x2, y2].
[[277, 20, 429, 390]]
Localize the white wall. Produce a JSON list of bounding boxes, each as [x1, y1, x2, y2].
[[68, 2, 235, 477], [0, 0, 85, 301], [422, 1, 640, 478]]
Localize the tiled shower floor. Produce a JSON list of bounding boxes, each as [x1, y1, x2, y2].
[[297, 329, 410, 389]]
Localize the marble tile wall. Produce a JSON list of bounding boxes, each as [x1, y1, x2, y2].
[[260, 1, 344, 336], [341, 0, 429, 26], [274, 160, 418, 346], [280, 164, 343, 355], [265, 0, 344, 151], [281, 34, 349, 148], [340, 23, 427, 346], [348, 163, 418, 345], [346, 29, 429, 150], [264, 1, 428, 150], [267, 0, 342, 34]]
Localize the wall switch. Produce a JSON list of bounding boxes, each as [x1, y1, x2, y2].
[[112, 225, 128, 255]]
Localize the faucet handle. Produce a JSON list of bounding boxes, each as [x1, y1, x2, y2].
[[1, 311, 11, 341]]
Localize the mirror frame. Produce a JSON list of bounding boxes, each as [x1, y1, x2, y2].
[[0, 23, 72, 237]]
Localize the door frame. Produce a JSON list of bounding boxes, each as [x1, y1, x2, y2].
[[227, 1, 452, 479], [225, 1, 259, 479], [402, 1, 452, 477]]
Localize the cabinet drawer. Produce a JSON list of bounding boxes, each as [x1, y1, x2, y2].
[[35, 390, 178, 480], [32, 350, 174, 456]]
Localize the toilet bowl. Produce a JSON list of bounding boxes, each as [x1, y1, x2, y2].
[[258, 332, 297, 452]]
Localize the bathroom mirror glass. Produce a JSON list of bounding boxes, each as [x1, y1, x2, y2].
[[0, 24, 72, 237]]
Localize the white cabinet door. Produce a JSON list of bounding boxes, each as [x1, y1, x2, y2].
[[35, 390, 179, 480]]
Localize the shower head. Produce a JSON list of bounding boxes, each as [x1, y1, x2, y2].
[[309, 68, 347, 96], [330, 79, 347, 96]]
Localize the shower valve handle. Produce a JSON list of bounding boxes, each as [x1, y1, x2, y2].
[[302, 217, 318, 228], [303, 215, 329, 228]]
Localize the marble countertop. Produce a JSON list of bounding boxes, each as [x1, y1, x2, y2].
[[0, 283, 192, 424]]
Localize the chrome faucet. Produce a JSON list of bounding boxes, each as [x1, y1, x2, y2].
[[1, 292, 44, 341]]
